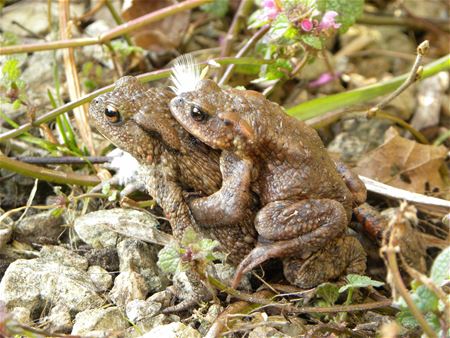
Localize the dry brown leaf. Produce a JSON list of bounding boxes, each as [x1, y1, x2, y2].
[[121, 0, 190, 52], [355, 127, 448, 195]]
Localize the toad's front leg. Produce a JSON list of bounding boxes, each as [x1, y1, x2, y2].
[[187, 151, 255, 226], [231, 199, 348, 288]]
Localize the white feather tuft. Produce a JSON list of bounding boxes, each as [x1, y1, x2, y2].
[[169, 54, 201, 95]]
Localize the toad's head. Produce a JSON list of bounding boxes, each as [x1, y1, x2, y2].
[[169, 79, 255, 153]]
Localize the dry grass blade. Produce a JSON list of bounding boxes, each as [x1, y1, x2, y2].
[[58, 0, 95, 155]]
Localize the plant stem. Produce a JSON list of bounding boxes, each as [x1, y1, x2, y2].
[[434, 130, 450, 146], [219, 24, 270, 86], [0, 155, 100, 186], [0, 0, 211, 55], [287, 54, 450, 120], [368, 41, 429, 116], [372, 111, 429, 144]]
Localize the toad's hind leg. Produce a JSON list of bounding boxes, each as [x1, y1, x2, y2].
[[283, 236, 366, 289], [231, 199, 348, 288]]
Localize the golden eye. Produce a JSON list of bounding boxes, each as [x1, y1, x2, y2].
[[104, 106, 121, 124], [190, 105, 208, 122]]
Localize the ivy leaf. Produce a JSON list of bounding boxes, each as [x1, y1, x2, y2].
[[317, 0, 364, 33], [157, 242, 181, 274], [300, 35, 323, 49], [316, 282, 340, 305], [201, 0, 229, 18], [338, 274, 384, 293]]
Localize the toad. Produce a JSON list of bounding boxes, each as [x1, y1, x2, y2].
[[89, 76, 257, 264], [169, 62, 367, 288]]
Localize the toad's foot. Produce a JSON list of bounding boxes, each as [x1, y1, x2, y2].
[[283, 235, 367, 289], [231, 199, 348, 288]]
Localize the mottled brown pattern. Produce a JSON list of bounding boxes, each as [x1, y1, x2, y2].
[[89, 76, 257, 263], [169, 79, 367, 287]]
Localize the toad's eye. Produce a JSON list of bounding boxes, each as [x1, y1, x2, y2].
[[190, 105, 208, 122], [104, 107, 121, 124]]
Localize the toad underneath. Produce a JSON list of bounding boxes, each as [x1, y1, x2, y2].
[[169, 57, 367, 288]]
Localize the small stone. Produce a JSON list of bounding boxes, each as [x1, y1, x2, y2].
[[74, 209, 161, 249], [71, 307, 129, 336], [83, 247, 120, 272], [14, 210, 64, 244], [197, 303, 222, 336], [44, 304, 72, 333], [249, 326, 290, 338], [10, 307, 31, 326], [0, 223, 12, 250], [141, 322, 201, 338], [148, 290, 173, 308], [40, 245, 88, 270], [0, 256, 103, 317], [117, 239, 167, 293], [125, 299, 161, 323], [109, 271, 148, 308], [88, 265, 113, 292], [125, 313, 180, 338]]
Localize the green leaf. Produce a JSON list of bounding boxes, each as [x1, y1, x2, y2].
[[268, 13, 291, 40], [339, 274, 384, 293], [430, 246, 450, 285], [261, 58, 292, 80], [157, 243, 181, 274], [181, 227, 199, 247], [201, 0, 229, 18], [317, 0, 364, 33], [300, 35, 323, 49], [198, 238, 220, 253], [316, 282, 340, 305], [396, 309, 418, 329], [2, 58, 21, 82]]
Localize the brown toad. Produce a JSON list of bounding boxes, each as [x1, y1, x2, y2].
[[89, 76, 257, 263], [169, 77, 367, 288]]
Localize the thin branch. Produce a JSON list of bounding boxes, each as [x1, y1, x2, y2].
[[219, 0, 254, 58], [13, 156, 112, 165], [219, 24, 270, 86], [367, 40, 429, 116]]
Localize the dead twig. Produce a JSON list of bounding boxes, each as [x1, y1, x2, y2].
[[367, 40, 429, 116], [381, 202, 438, 338], [359, 176, 450, 216]]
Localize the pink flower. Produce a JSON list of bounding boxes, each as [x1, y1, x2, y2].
[[308, 72, 340, 88], [319, 10, 341, 30], [300, 19, 313, 32], [262, 0, 281, 20]]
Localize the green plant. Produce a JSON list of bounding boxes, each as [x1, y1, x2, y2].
[[396, 247, 450, 336], [157, 227, 223, 274], [248, 0, 364, 82]]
